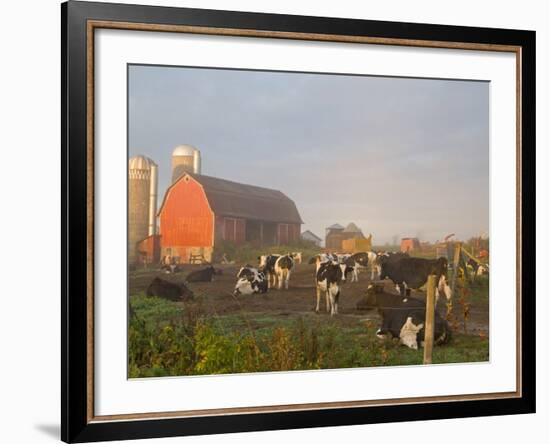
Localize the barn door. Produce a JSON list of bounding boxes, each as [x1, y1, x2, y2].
[[224, 218, 236, 242], [278, 223, 289, 245]]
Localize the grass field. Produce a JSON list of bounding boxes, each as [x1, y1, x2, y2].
[[128, 261, 489, 378]]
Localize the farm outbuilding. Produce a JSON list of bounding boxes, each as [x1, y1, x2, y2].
[[400, 237, 421, 252], [325, 222, 368, 251], [301, 230, 323, 247], [325, 223, 345, 250], [158, 172, 303, 263]]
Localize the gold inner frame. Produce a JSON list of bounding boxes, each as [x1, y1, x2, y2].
[[86, 19, 523, 423]]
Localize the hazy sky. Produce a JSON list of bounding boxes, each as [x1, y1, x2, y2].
[[129, 64, 489, 245]]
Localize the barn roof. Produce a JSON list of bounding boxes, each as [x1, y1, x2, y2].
[[159, 173, 303, 224], [343, 222, 363, 233], [327, 223, 344, 230], [301, 230, 322, 242]]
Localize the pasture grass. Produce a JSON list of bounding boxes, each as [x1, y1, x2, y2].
[[468, 275, 489, 305], [128, 294, 489, 378]]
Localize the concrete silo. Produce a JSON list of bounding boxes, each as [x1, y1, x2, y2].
[[171, 144, 201, 183], [128, 155, 158, 264]]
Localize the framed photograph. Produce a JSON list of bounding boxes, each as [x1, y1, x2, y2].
[[61, 1, 535, 442]]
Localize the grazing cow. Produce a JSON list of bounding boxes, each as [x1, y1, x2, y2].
[[376, 251, 409, 263], [275, 255, 294, 290], [336, 251, 380, 282], [357, 284, 451, 349], [160, 255, 181, 274], [336, 254, 367, 283], [308, 253, 335, 268], [308, 254, 328, 274], [258, 254, 281, 288], [477, 264, 489, 276], [375, 252, 409, 285], [334, 254, 352, 281], [466, 258, 489, 278], [315, 260, 343, 315], [309, 253, 350, 282], [351, 251, 385, 280], [378, 255, 451, 303], [311, 253, 351, 282], [146, 277, 194, 302], [185, 266, 216, 283], [290, 252, 302, 264], [233, 269, 268, 295]]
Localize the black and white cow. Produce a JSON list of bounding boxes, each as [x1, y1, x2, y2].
[[237, 264, 258, 280], [308, 253, 335, 267], [258, 254, 281, 289], [315, 260, 343, 315], [274, 254, 294, 290], [350, 251, 384, 280], [160, 255, 181, 274], [376, 251, 409, 264], [233, 268, 268, 295], [332, 253, 357, 282], [477, 263, 489, 276], [335, 251, 379, 282], [185, 266, 216, 282], [290, 252, 302, 264], [378, 255, 451, 304], [146, 277, 194, 302], [466, 258, 489, 278], [357, 283, 451, 349], [309, 253, 350, 282]]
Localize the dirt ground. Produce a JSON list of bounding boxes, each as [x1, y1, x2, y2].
[[129, 262, 489, 335]]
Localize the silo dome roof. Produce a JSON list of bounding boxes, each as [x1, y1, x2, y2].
[[172, 144, 197, 156], [129, 155, 156, 170]]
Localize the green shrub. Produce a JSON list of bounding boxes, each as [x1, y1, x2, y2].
[[128, 298, 489, 377]]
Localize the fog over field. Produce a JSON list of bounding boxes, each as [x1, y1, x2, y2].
[[129, 64, 489, 244]]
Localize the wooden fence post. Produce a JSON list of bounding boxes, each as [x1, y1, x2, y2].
[[423, 274, 437, 365], [448, 242, 462, 315]]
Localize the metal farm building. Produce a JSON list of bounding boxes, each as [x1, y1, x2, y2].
[[158, 172, 303, 263]]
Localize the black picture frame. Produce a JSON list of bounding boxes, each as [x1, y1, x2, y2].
[[61, 1, 536, 442]]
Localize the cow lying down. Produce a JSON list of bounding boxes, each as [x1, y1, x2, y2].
[[357, 283, 451, 350], [234, 266, 268, 296], [146, 277, 194, 302]]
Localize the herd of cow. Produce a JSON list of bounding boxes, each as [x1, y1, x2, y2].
[[143, 250, 485, 350], [234, 252, 451, 304]]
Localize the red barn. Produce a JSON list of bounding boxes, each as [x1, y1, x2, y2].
[[158, 173, 303, 263]]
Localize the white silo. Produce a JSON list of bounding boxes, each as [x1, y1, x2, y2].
[[171, 144, 201, 182]]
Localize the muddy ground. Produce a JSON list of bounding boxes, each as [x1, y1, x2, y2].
[[129, 262, 489, 335]]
